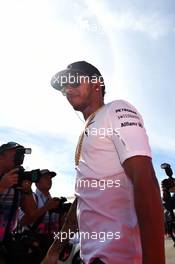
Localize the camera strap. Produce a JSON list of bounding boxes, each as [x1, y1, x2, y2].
[[3, 188, 20, 242], [30, 194, 50, 233], [48, 211, 53, 235]]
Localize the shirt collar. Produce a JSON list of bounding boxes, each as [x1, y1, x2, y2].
[[35, 188, 51, 199]]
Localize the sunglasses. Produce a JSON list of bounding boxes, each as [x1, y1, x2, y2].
[[61, 78, 82, 95], [63, 81, 81, 88], [61, 82, 80, 95], [60, 74, 92, 95]]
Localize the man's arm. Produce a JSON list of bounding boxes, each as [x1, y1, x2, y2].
[[21, 191, 60, 224], [123, 155, 165, 264]]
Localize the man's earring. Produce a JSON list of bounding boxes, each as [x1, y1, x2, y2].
[[96, 88, 99, 91]]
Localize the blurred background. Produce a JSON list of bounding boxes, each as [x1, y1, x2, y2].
[[0, 0, 175, 196]]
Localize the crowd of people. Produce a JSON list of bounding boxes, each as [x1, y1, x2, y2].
[[0, 142, 71, 264]]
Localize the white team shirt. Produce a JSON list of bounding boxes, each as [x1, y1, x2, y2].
[[75, 100, 152, 264]]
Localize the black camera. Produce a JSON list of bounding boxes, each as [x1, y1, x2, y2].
[[11, 144, 41, 186], [18, 167, 41, 185], [49, 197, 72, 214]]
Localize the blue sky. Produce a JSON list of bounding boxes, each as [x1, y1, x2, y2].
[[0, 0, 175, 196]]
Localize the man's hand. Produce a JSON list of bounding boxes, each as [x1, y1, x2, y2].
[[45, 198, 60, 210], [0, 168, 19, 192]]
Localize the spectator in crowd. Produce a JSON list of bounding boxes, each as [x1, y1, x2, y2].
[[19, 169, 70, 264], [0, 141, 32, 262], [20, 169, 62, 235], [162, 176, 175, 243]]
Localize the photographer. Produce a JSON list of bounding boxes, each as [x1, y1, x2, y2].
[[20, 169, 63, 235], [161, 164, 175, 245], [161, 164, 175, 217], [162, 178, 175, 208], [18, 169, 71, 263], [0, 141, 32, 262]]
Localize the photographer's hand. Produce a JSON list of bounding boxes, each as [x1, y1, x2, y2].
[[0, 168, 19, 193], [45, 198, 60, 210]]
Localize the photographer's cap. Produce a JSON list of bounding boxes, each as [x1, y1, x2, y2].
[[0, 142, 32, 155], [51, 61, 102, 91], [40, 169, 56, 178]]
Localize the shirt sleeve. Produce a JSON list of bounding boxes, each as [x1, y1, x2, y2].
[[107, 100, 152, 164]]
